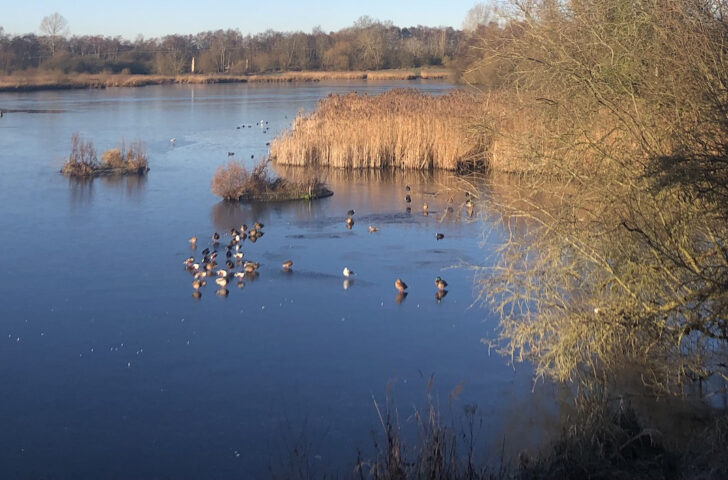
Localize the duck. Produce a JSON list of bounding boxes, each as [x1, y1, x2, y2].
[[169, 138, 176, 145], [343, 267, 355, 277], [212, 232, 220, 244], [436, 233, 445, 240], [244, 261, 260, 273], [423, 202, 428, 214], [234, 252, 244, 260], [228, 152, 235, 156], [233, 272, 245, 279], [405, 185, 411, 193], [346, 217, 354, 228], [192, 279, 206, 290], [254, 222, 264, 230], [434, 276, 448, 291], [240, 224, 248, 233], [405, 194, 411, 204], [395, 278, 408, 293], [347, 209, 355, 217], [201, 248, 211, 256], [225, 260, 235, 269], [189, 236, 197, 247], [215, 277, 229, 287], [368, 225, 379, 233], [183, 256, 195, 267], [282, 260, 293, 271]]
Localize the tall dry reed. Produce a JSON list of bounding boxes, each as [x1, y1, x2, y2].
[[270, 89, 493, 171]]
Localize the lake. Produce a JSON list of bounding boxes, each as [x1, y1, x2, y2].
[[0, 81, 556, 479]]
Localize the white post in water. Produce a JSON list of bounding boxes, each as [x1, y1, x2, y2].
[[191, 57, 195, 73]]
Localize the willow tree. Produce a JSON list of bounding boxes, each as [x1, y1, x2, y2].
[[469, 0, 728, 395]]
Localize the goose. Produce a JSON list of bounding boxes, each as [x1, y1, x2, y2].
[[395, 278, 408, 293]]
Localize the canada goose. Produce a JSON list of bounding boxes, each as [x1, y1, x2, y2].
[[434, 276, 448, 291], [343, 267, 354, 277], [395, 278, 408, 292], [282, 260, 293, 271], [436, 233, 445, 240], [368, 225, 379, 233]]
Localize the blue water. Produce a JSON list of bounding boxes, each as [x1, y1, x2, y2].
[[0, 82, 553, 479]]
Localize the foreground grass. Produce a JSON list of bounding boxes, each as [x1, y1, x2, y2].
[[0, 68, 452, 92]]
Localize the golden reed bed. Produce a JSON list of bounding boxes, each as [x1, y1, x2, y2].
[[0, 68, 451, 92], [270, 89, 493, 171]]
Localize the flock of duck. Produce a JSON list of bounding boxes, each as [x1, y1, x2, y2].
[[183, 185, 472, 302]]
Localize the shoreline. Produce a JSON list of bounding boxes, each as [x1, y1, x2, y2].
[[0, 68, 453, 93]]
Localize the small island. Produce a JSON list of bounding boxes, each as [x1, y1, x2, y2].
[[211, 159, 332, 202], [60, 133, 149, 177]]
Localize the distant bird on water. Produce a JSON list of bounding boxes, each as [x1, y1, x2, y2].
[[347, 209, 355, 217], [405, 194, 411, 204], [169, 138, 176, 145], [228, 152, 235, 156], [343, 267, 354, 277], [346, 217, 354, 228], [436, 233, 445, 240], [435, 276, 448, 291], [282, 260, 293, 271], [395, 278, 408, 293], [189, 236, 197, 247], [368, 225, 379, 233]]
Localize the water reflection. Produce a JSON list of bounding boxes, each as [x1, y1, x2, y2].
[[68, 177, 94, 208], [67, 174, 147, 208]]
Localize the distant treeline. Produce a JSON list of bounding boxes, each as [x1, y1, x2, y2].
[[0, 17, 463, 75]]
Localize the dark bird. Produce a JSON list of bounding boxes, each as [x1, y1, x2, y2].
[[405, 194, 411, 203], [436, 233, 445, 240], [228, 152, 234, 156], [347, 209, 355, 217], [405, 185, 411, 192], [212, 232, 220, 243]]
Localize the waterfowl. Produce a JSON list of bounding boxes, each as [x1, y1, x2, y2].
[[244, 261, 259, 273], [395, 278, 408, 293], [282, 260, 293, 271], [201, 248, 210, 256], [240, 224, 248, 233], [435, 276, 448, 291], [368, 225, 379, 233], [192, 279, 206, 290], [347, 209, 355, 217], [215, 277, 229, 287], [212, 232, 220, 243], [228, 152, 235, 156], [225, 260, 235, 269], [226, 250, 232, 259], [405, 194, 411, 203], [184, 256, 195, 267], [346, 217, 354, 228], [254, 222, 264, 230], [217, 269, 228, 278], [423, 202, 428, 213], [436, 233, 445, 240], [233, 272, 245, 279], [189, 236, 197, 247], [234, 252, 244, 260], [343, 267, 355, 277], [405, 185, 411, 192], [192, 290, 202, 300], [170, 138, 176, 145]]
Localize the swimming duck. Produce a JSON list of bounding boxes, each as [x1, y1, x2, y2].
[[189, 236, 197, 247], [212, 232, 220, 244], [405, 185, 411, 192], [234, 252, 244, 260], [192, 279, 206, 290], [201, 248, 210, 256], [225, 260, 235, 269], [368, 225, 379, 233], [435, 276, 448, 291], [254, 222, 264, 230], [215, 277, 229, 287], [244, 261, 260, 273], [436, 233, 445, 240], [347, 209, 355, 217], [233, 272, 245, 279], [184, 256, 195, 267], [405, 194, 411, 204], [423, 202, 428, 214], [346, 217, 354, 228], [395, 278, 408, 293], [282, 260, 293, 271], [240, 224, 248, 233], [343, 267, 355, 277]]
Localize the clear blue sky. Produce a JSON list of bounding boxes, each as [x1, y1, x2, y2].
[[3, 1, 478, 38]]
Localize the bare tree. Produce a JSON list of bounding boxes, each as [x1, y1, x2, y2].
[[39, 12, 68, 56]]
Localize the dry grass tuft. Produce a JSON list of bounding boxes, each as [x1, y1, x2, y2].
[[270, 89, 494, 171], [61, 134, 149, 177], [211, 159, 331, 202]]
